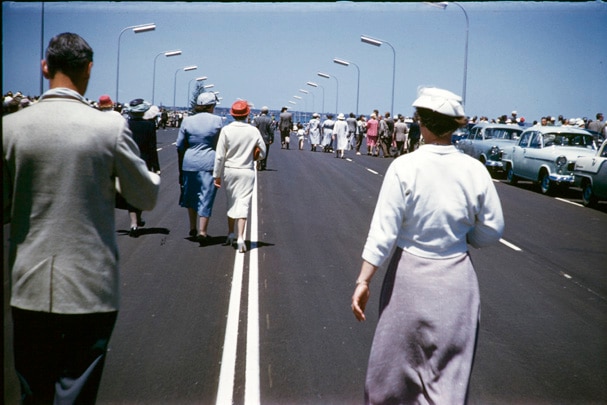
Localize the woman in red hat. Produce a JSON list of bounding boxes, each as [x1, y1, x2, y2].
[[213, 100, 266, 253]]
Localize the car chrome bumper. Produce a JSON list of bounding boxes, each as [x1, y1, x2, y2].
[[549, 174, 575, 184], [485, 161, 503, 168]]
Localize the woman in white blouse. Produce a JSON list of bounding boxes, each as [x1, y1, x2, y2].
[[213, 100, 266, 253], [352, 87, 504, 404]]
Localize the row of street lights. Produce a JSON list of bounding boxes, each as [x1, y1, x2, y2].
[[116, 22, 216, 109], [287, 2, 469, 118]]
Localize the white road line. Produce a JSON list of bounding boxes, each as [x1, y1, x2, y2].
[[366, 168, 379, 175], [499, 238, 522, 251], [215, 244, 244, 405], [245, 172, 260, 405], [215, 170, 261, 405], [555, 197, 583, 207]]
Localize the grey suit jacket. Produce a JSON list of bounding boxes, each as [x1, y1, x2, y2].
[[3, 88, 160, 314]]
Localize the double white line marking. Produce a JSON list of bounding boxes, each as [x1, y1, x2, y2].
[[216, 171, 260, 405]]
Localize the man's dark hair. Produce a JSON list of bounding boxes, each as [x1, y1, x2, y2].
[[416, 107, 465, 137], [45, 32, 93, 78]]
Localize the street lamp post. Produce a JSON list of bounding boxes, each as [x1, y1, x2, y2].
[[288, 100, 298, 122], [307, 81, 325, 115], [426, 2, 469, 104], [333, 58, 360, 115], [294, 95, 307, 122], [116, 23, 156, 103], [173, 65, 197, 110], [361, 34, 396, 116], [187, 76, 207, 108], [152, 49, 181, 105], [299, 89, 314, 113], [317, 72, 339, 114]]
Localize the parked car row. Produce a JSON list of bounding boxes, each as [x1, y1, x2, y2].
[[456, 123, 523, 176], [455, 123, 606, 207]]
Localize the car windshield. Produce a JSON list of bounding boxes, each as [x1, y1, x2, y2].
[[488, 128, 522, 140], [542, 133, 595, 149]]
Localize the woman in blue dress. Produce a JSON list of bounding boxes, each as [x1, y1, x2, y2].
[[176, 93, 222, 243]]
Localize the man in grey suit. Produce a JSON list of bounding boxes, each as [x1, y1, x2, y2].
[[254, 106, 274, 170], [279, 106, 293, 149], [3, 32, 160, 404]]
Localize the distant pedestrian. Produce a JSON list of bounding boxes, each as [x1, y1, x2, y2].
[[588, 113, 605, 143], [346, 112, 357, 150], [408, 112, 421, 153], [352, 87, 504, 405], [333, 113, 349, 158], [160, 108, 168, 129], [377, 115, 392, 158], [279, 106, 293, 149], [3, 32, 160, 405], [176, 92, 222, 242], [356, 115, 367, 155], [393, 114, 409, 156], [297, 123, 306, 150], [366, 113, 379, 155], [308, 113, 322, 151], [253, 106, 274, 170], [321, 113, 335, 153], [213, 100, 266, 253]]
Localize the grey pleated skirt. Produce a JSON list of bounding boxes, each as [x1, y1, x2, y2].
[[365, 248, 480, 405]]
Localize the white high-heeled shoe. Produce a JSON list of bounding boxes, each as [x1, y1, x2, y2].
[[237, 238, 246, 253], [224, 233, 235, 246]]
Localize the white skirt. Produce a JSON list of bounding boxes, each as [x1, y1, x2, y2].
[[223, 167, 255, 219]]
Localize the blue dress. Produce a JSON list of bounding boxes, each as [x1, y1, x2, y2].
[[176, 112, 222, 217]]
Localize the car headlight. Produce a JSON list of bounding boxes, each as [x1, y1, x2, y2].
[[555, 155, 567, 167], [489, 146, 500, 157]]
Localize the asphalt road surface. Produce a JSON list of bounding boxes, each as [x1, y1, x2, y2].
[[4, 127, 607, 405]]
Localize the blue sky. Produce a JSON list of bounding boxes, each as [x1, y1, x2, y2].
[[3, 1, 606, 122]]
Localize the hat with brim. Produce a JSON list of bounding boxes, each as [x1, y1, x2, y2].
[[143, 105, 160, 120], [412, 87, 465, 118], [230, 100, 250, 118], [337, 113, 345, 120], [98, 94, 113, 108], [128, 98, 151, 115], [196, 92, 217, 106]]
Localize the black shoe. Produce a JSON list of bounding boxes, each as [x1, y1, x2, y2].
[[129, 227, 139, 237], [137, 220, 146, 227], [189, 229, 197, 237], [197, 234, 211, 245]]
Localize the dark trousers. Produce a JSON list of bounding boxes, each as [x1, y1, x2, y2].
[[280, 129, 290, 149], [258, 142, 271, 170], [378, 137, 392, 157], [12, 307, 118, 405]]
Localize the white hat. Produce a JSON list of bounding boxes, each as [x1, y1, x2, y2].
[[196, 92, 217, 106], [412, 87, 465, 117], [143, 105, 160, 120], [337, 113, 345, 120]]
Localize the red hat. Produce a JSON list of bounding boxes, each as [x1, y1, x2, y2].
[[98, 94, 113, 108], [230, 100, 250, 118]]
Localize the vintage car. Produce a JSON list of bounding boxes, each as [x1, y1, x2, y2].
[[573, 140, 607, 207], [457, 123, 523, 176], [501, 126, 597, 195]]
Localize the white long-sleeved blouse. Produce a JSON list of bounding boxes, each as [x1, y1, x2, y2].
[[362, 144, 504, 266]]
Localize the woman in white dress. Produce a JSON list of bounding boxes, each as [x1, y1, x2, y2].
[[352, 87, 504, 404], [307, 113, 321, 151], [333, 113, 349, 158], [213, 100, 266, 253], [321, 114, 335, 153]]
